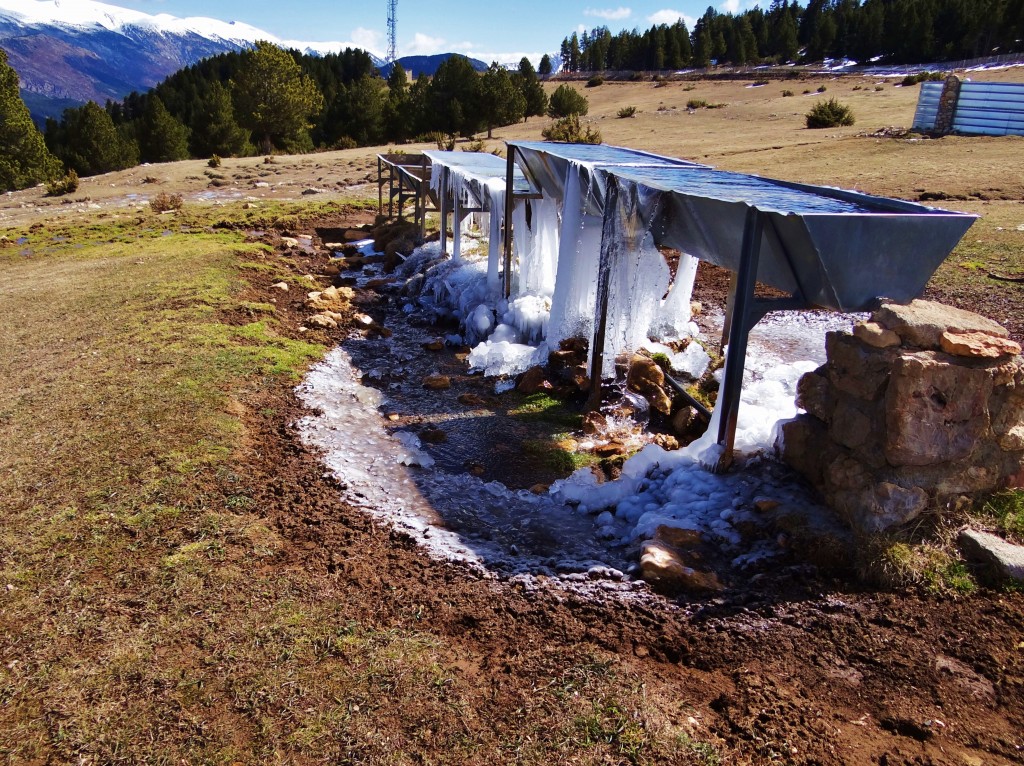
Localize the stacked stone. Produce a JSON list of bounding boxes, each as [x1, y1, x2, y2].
[[780, 300, 1024, 533]]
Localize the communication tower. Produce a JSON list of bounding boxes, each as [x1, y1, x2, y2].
[[387, 0, 397, 63]]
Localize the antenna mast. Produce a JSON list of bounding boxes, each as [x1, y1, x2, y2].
[[387, 0, 397, 63]]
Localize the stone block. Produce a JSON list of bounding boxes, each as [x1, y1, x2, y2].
[[872, 299, 1009, 351], [940, 331, 1022, 359], [884, 352, 993, 467], [778, 415, 830, 485], [830, 395, 882, 456], [825, 332, 894, 400], [846, 482, 929, 533], [958, 529, 1024, 583], [626, 354, 672, 415], [854, 321, 901, 348], [796, 369, 833, 422]]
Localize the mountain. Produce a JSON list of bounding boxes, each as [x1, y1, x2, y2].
[[379, 53, 488, 80], [0, 0, 384, 122]]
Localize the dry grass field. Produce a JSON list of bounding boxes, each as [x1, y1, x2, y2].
[[1, 68, 1023, 764]]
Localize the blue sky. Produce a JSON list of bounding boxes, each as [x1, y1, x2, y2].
[[113, 1, 764, 62]]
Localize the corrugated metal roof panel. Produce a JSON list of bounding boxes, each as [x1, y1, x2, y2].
[[912, 82, 943, 131]]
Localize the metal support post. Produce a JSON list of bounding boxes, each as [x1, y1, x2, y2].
[[714, 206, 765, 469], [586, 176, 622, 411], [438, 166, 448, 255]]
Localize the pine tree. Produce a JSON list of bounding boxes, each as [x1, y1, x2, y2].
[[538, 54, 553, 75], [231, 41, 324, 154], [517, 57, 548, 120], [480, 63, 525, 138], [547, 84, 588, 118], [428, 55, 482, 137], [48, 101, 138, 177], [0, 49, 61, 192], [384, 64, 411, 143], [138, 95, 190, 163], [190, 81, 250, 158]]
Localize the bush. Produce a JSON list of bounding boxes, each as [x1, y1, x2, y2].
[[547, 84, 589, 118], [686, 98, 708, 109], [782, 89, 795, 97], [586, 75, 604, 88], [617, 106, 637, 118], [45, 169, 79, 197], [805, 98, 855, 129], [150, 192, 184, 213], [207, 155, 221, 168], [333, 136, 358, 150], [462, 139, 486, 152], [629, 72, 645, 81], [541, 115, 601, 144], [817, 84, 828, 93], [875, 84, 885, 91], [752, 78, 770, 86]]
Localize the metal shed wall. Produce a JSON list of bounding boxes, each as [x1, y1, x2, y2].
[[911, 81, 943, 131], [913, 80, 1024, 136]]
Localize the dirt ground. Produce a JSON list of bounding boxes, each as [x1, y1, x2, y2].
[[2, 69, 1023, 764]]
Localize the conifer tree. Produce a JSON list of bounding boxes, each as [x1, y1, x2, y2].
[[517, 57, 548, 120], [480, 63, 525, 138], [138, 95, 190, 163], [47, 101, 138, 177], [231, 40, 324, 154], [190, 81, 250, 157], [538, 54, 553, 75], [0, 49, 61, 192]]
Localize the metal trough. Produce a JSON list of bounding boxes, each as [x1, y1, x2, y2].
[[504, 141, 978, 470]]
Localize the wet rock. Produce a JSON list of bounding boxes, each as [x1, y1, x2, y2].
[[854, 320, 901, 348], [594, 440, 627, 459], [653, 433, 680, 451], [529, 483, 550, 495], [270, 281, 289, 291], [422, 374, 452, 390], [653, 525, 702, 549], [423, 338, 445, 352], [401, 274, 425, 296], [582, 411, 607, 435], [464, 461, 486, 476], [958, 529, 1024, 582], [626, 354, 672, 415], [354, 313, 392, 338], [872, 299, 1009, 350], [364, 278, 395, 290], [940, 330, 1022, 359], [419, 425, 447, 444], [517, 366, 549, 394], [671, 406, 700, 436], [639, 540, 722, 593]]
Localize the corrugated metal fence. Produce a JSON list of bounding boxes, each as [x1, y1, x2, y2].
[[914, 80, 1024, 136]]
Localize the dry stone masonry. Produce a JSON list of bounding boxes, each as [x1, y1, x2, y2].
[[780, 300, 1024, 533]]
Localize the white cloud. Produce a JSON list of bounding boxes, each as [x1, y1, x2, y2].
[[721, 0, 741, 12], [647, 9, 698, 28], [584, 7, 632, 21], [405, 32, 447, 55], [350, 27, 383, 55], [461, 50, 548, 67]]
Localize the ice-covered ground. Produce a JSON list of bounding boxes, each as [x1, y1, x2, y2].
[[297, 235, 858, 586]]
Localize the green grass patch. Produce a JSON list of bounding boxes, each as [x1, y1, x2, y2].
[[508, 392, 583, 429], [977, 490, 1024, 544]]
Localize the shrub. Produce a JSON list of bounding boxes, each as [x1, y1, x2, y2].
[[802, 89, 812, 94], [752, 78, 770, 86], [875, 84, 885, 91], [208, 155, 221, 168], [333, 136, 358, 150], [541, 115, 601, 144], [45, 169, 79, 197], [805, 98, 855, 129], [782, 89, 795, 97], [150, 192, 184, 212], [852, 85, 863, 91], [586, 75, 604, 88], [817, 84, 828, 93], [462, 139, 486, 152], [686, 98, 708, 109], [617, 105, 637, 118], [629, 72, 645, 81], [547, 84, 589, 118]]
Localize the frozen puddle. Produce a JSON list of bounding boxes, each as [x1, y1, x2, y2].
[[296, 303, 856, 589]]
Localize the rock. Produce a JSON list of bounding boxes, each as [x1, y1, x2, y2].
[[842, 482, 929, 533], [830, 395, 881, 456], [754, 498, 780, 512], [872, 299, 1009, 350], [594, 440, 627, 458], [796, 369, 832, 421], [301, 187, 326, 195], [825, 332, 894, 401], [281, 236, 299, 248], [653, 525, 702, 549], [639, 540, 722, 593], [307, 313, 338, 329], [457, 393, 489, 407], [401, 274, 425, 296], [626, 354, 672, 415], [419, 425, 447, 444], [769, 504, 855, 571], [307, 285, 353, 311], [517, 366, 549, 394], [671, 406, 702, 437], [354, 313, 392, 338], [422, 374, 451, 390], [582, 411, 607, 435], [958, 529, 1024, 582], [778, 415, 831, 485], [854, 320, 901, 348], [464, 461, 486, 476], [940, 330, 1022, 359], [884, 352, 993, 466], [653, 433, 680, 451], [364, 278, 395, 290], [270, 281, 289, 291], [529, 483, 550, 495], [423, 339, 445, 352]]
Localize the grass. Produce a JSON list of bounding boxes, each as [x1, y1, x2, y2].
[[857, 536, 977, 596], [977, 490, 1024, 544]]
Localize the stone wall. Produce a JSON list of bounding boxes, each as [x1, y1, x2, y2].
[[780, 300, 1024, 533]]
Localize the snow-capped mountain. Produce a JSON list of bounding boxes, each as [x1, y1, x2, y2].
[[0, 0, 384, 122]]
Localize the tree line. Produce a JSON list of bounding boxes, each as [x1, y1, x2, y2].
[[29, 44, 548, 186], [559, 0, 1024, 71]]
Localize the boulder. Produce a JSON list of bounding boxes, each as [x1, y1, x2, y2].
[[517, 366, 549, 394], [825, 332, 894, 401], [884, 352, 992, 466], [940, 330, 1022, 359], [796, 368, 832, 421], [638, 540, 722, 593], [626, 354, 673, 415], [872, 299, 1009, 350], [457, 393, 488, 407], [306, 313, 338, 329], [958, 529, 1024, 582]]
